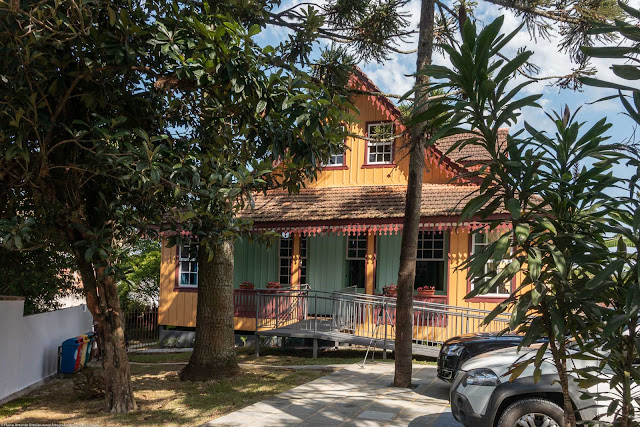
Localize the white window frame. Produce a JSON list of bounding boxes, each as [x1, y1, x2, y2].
[[366, 122, 394, 165], [326, 153, 345, 166], [178, 242, 198, 288], [471, 232, 511, 296], [323, 125, 346, 167]]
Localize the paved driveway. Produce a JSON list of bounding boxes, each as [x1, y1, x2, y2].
[[203, 363, 462, 426]]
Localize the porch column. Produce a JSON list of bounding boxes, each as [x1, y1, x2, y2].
[[365, 233, 376, 294], [290, 233, 301, 289]]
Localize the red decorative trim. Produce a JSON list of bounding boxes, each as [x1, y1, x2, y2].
[[351, 67, 406, 132], [322, 165, 348, 170], [251, 214, 512, 235]]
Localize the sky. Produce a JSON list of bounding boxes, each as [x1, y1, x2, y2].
[[256, 0, 639, 191]]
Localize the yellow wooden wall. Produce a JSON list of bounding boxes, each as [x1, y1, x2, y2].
[[157, 90, 511, 328], [448, 230, 520, 312], [306, 95, 451, 188], [159, 243, 197, 327]]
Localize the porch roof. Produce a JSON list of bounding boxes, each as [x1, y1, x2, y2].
[[243, 184, 481, 224]]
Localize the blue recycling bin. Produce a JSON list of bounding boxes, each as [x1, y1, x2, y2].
[[60, 337, 80, 374]]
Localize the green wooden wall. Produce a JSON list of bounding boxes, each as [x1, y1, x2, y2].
[[307, 234, 347, 293], [376, 232, 450, 293], [232, 238, 278, 288], [376, 233, 402, 292]]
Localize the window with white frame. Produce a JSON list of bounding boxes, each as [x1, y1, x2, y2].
[[346, 233, 367, 289], [415, 231, 446, 292], [471, 232, 510, 296], [324, 125, 346, 167], [367, 122, 393, 164], [279, 236, 307, 285], [178, 242, 198, 287], [327, 153, 344, 166]]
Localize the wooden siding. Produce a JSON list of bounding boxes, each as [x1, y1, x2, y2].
[[306, 95, 451, 188], [233, 238, 279, 288], [307, 234, 347, 292], [159, 238, 279, 327], [376, 233, 402, 292]]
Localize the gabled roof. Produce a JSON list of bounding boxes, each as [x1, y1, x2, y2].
[[352, 67, 508, 167], [436, 129, 509, 164]]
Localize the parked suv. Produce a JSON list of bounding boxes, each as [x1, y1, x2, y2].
[[450, 345, 611, 427], [437, 332, 528, 382]]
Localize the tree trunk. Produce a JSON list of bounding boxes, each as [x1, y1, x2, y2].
[[544, 315, 576, 427], [74, 251, 137, 413], [393, 0, 436, 388], [180, 238, 241, 381]]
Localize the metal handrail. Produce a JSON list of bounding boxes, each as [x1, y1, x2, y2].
[[250, 287, 510, 348]]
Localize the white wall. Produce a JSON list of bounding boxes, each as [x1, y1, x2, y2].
[[0, 298, 94, 403]]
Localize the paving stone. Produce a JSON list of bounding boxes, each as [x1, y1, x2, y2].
[[201, 364, 462, 427], [357, 410, 397, 421]]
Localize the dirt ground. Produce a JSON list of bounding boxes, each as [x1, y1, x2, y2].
[[0, 363, 327, 426]]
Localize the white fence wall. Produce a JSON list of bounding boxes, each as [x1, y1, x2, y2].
[[0, 298, 94, 404]]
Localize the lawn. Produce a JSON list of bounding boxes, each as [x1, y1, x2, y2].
[[129, 346, 438, 366], [0, 363, 326, 426]]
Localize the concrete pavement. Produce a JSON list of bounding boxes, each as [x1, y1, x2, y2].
[[202, 363, 461, 427]]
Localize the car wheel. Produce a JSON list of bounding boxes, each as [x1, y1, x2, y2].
[[497, 398, 564, 427]]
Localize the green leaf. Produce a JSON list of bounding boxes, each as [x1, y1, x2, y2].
[[515, 223, 530, 243], [506, 198, 520, 220], [107, 7, 117, 26], [248, 24, 261, 37], [528, 248, 542, 281], [581, 46, 636, 58], [580, 77, 638, 92], [255, 100, 267, 114], [612, 65, 640, 81]]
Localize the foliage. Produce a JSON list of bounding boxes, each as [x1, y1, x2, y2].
[[0, 244, 78, 314], [0, 0, 356, 409], [118, 239, 161, 310], [73, 368, 106, 400], [578, 2, 640, 423], [414, 16, 629, 426]]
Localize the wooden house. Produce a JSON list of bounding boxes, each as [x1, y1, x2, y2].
[[158, 68, 514, 333]]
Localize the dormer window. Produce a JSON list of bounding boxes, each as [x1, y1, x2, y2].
[[367, 122, 394, 164], [327, 153, 344, 166]]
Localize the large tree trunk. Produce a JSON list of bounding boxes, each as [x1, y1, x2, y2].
[[394, 0, 436, 388], [180, 238, 241, 381], [74, 251, 137, 413]]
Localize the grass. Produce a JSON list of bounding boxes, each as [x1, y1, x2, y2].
[[0, 364, 326, 426], [129, 346, 437, 366], [0, 397, 35, 419]]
